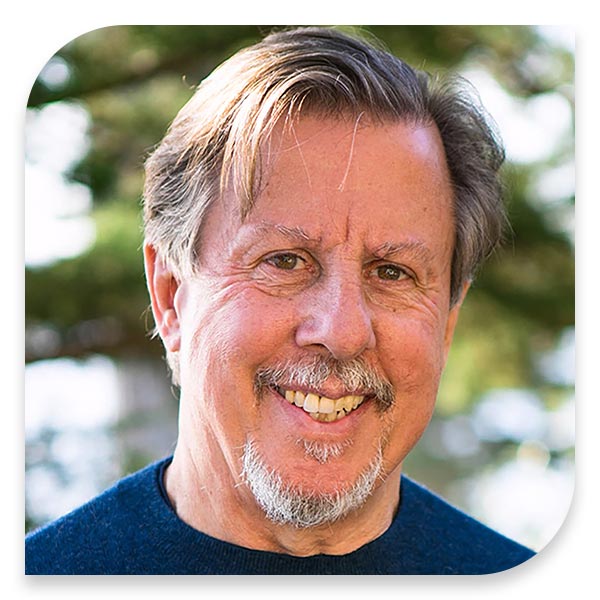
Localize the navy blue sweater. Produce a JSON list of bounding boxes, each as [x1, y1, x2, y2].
[[25, 457, 535, 574]]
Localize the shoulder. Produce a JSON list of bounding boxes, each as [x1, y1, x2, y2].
[[386, 476, 536, 574], [25, 458, 170, 575]]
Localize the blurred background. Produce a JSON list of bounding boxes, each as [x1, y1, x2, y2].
[[24, 25, 574, 552]]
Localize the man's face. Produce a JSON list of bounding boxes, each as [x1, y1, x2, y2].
[[168, 115, 461, 521]]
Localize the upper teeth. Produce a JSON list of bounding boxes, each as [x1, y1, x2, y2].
[[283, 389, 365, 422]]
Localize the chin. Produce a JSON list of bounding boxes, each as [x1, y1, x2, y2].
[[241, 438, 384, 528]]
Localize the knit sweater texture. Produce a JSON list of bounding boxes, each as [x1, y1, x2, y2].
[[25, 457, 535, 575]]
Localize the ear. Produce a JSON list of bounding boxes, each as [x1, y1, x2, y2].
[[143, 242, 181, 352], [443, 281, 470, 361]]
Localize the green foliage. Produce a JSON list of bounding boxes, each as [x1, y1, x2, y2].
[[26, 200, 158, 360]]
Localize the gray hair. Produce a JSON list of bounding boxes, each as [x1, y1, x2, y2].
[[143, 26, 507, 380], [241, 438, 384, 528]]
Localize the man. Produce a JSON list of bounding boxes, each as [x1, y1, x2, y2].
[[26, 26, 535, 574]]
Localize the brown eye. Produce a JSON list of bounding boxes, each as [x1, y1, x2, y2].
[[374, 264, 407, 281], [267, 253, 304, 270]]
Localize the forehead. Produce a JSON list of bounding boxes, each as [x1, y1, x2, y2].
[[214, 115, 454, 262], [262, 114, 449, 191]]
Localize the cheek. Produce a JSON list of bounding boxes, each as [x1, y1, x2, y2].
[[184, 286, 298, 373], [377, 320, 445, 464], [378, 314, 447, 388]]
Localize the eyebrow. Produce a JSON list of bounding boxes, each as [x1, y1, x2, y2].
[[371, 240, 438, 279], [252, 221, 321, 245], [231, 221, 320, 261], [239, 221, 436, 270], [371, 240, 434, 263]]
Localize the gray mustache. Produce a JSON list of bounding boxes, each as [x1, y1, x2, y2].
[[255, 355, 395, 411]]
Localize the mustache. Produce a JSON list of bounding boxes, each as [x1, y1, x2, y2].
[[254, 355, 395, 411]]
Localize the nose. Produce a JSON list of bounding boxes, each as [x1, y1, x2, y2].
[[295, 274, 376, 361]]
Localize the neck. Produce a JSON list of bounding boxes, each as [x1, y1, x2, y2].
[[163, 437, 402, 556]]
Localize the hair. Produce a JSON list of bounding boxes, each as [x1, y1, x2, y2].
[[241, 437, 384, 528], [143, 26, 507, 381]]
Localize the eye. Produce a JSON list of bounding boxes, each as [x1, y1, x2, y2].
[[265, 252, 306, 271], [372, 264, 410, 281]]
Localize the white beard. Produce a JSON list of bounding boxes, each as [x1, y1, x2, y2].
[[299, 438, 353, 464], [241, 438, 383, 528]]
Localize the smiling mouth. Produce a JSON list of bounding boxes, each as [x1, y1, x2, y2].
[[274, 386, 367, 422]]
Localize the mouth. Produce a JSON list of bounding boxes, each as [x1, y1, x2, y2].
[[273, 386, 368, 423]]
